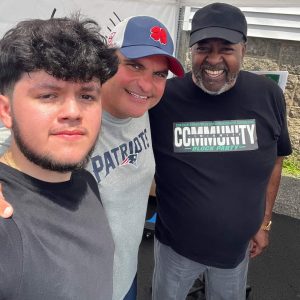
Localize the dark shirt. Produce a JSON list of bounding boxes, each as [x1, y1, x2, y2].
[[150, 71, 292, 268], [0, 163, 114, 300]]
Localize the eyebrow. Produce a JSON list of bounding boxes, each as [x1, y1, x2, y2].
[[80, 85, 101, 95], [157, 69, 169, 75], [28, 83, 100, 93], [29, 83, 61, 90], [123, 58, 141, 65], [221, 41, 234, 45], [124, 58, 169, 74], [197, 40, 234, 45]]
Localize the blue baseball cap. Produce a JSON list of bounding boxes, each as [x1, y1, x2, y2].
[[107, 16, 184, 77]]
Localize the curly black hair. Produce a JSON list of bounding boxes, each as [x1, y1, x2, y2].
[[0, 14, 118, 94]]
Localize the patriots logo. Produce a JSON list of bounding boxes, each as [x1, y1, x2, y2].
[[121, 154, 138, 167], [150, 26, 167, 45]]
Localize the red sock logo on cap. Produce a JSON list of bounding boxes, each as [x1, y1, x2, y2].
[[150, 26, 167, 45]]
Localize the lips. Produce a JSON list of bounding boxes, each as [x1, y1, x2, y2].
[[51, 129, 86, 141], [205, 69, 224, 78], [58, 132, 82, 137], [53, 130, 84, 135], [126, 89, 150, 101]]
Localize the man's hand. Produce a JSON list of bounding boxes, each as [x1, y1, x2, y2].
[[250, 228, 269, 258], [0, 183, 13, 218]]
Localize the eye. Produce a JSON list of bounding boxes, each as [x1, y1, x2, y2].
[[154, 71, 168, 79], [127, 63, 142, 71], [80, 94, 96, 101], [222, 47, 235, 53], [38, 94, 57, 100], [195, 46, 210, 53]]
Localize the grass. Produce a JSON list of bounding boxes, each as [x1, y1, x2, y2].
[[282, 153, 300, 178]]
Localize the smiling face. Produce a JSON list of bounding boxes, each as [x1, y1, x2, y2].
[[101, 51, 169, 119], [0, 70, 102, 179], [191, 38, 246, 95]]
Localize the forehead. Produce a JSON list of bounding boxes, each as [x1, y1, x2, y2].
[[15, 71, 101, 90], [196, 38, 236, 45], [117, 51, 168, 68]]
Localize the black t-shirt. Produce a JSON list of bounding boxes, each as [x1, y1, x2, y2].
[[0, 163, 114, 300], [149, 71, 292, 268]]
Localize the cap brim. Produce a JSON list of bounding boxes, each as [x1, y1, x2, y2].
[[189, 27, 245, 47], [120, 45, 184, 77]]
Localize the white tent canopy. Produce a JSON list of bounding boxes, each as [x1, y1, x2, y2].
[[179, 0, 300, 7], [0, 0, 180, 40], [0, 0, 299, 48]]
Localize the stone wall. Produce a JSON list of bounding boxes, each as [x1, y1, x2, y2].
[[245, 37, 300, 154], [177, 31, 300, 154]]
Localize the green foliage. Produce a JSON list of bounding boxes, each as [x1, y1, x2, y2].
[[282, 154, 300, 178]]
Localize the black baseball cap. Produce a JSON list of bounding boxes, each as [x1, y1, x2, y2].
[[189, 3, 247, 47]]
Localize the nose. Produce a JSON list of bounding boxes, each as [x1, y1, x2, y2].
[[205, 50, 223, 65], [137, 72, 153, 93], [58, 97, 81, 122]]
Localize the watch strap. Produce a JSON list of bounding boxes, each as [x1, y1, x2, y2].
[[261, 220, 272, 231]]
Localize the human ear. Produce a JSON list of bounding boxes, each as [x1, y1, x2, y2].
[[241, 42, 247, 58], [0, 95, 13, 128]]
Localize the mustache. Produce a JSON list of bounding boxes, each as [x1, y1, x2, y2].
[[199, 63, 228, 72]]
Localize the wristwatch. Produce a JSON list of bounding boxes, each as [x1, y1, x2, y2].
[[261, 220, 272, 231]]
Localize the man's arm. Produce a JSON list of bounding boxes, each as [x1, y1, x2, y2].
[[250, 156, 284, 258], [0, 183, 13, 218]]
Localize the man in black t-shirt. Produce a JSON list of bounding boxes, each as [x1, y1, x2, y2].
[[0, 16, 117, 299], [150, 3, 292, 300]]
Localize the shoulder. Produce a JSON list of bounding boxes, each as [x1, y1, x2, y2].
[[239, 71, 283, 94], [165, 72, 192, 90], [150, 73, 192, 117], [72, 169, 101, 199], [73, 168, 94, 180], [72, 169, 99, 192]]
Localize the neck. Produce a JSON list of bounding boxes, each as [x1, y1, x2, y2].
[[0, 145, 71, 183]]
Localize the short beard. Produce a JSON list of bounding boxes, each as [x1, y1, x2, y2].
[[192, 64, 239, 95], [12, 120, 96, 173]]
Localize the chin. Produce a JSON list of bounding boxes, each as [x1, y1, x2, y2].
[[127, 108, 148, 118], [200, 81, 233, 95], [132, 112, 146, 118], [53, 152, 88, 166]]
